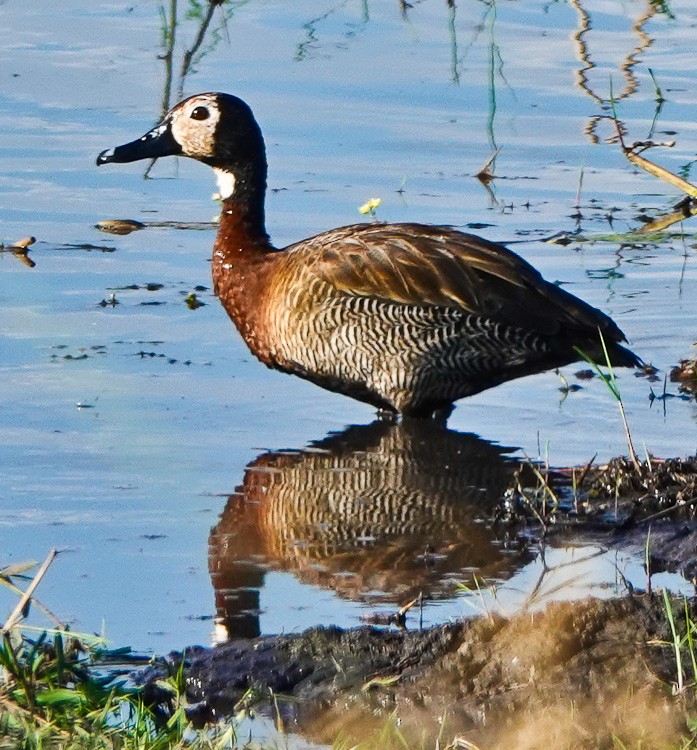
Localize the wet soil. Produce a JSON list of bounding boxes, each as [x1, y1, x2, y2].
[[175, 594, 694, 749]]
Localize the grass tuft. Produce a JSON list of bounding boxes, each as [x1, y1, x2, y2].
[[574, 330, 641, 473]]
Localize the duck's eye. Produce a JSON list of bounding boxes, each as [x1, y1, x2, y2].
[[190, 106, 210, 121]]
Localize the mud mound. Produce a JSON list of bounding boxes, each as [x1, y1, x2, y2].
[[178, 593, 695, 748]]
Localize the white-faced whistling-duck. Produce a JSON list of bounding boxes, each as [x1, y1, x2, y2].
[[97, 92, 641, 418]]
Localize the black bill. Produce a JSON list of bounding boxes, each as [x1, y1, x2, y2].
[[96, 119, 182, 166]]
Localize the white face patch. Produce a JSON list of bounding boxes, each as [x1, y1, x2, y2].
[[169, 94, 221, 158], [214, 168, 236, 200]]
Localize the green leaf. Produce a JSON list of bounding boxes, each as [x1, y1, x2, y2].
[[36, 687, 88, 708]]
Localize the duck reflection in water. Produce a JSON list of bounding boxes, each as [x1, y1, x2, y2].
[[209, 420, 532, 641]]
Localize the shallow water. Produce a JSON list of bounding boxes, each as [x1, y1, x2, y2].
[[1, 0, 697, 657]]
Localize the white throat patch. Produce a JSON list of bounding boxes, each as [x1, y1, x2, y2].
[[214, 168, 236, 200]]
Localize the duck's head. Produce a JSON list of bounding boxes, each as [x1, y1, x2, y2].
[[97, 92, 266, 201]]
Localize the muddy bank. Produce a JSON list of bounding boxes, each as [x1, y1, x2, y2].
[[173, 593, 694, 748]]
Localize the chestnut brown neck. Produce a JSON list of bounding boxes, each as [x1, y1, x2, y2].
[[214, 200, 273, 258], [207, 137, 280, 364], [211, 194, 279, 367]]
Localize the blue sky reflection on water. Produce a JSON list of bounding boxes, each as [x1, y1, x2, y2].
[[1, 0, 697, 652]]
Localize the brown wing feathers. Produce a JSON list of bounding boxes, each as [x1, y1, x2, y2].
[[292, 223, 625, 342]]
